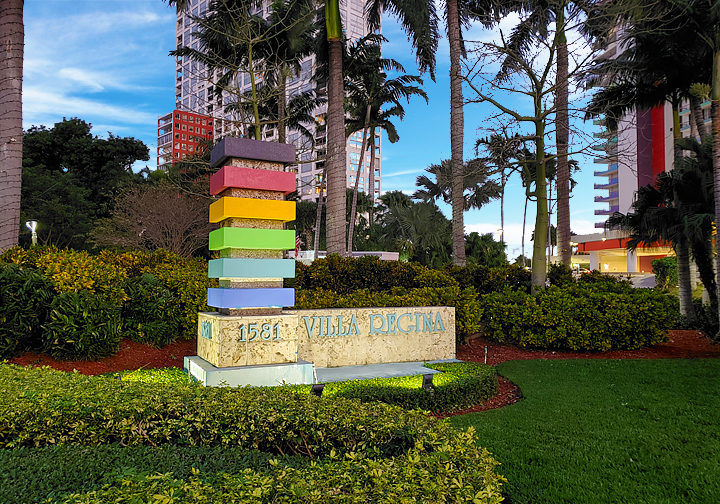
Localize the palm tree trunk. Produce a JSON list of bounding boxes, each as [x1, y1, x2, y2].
[[347, 105, 371, 253], [712, 50, 720, 334], [447, 0, 465, 266], [278, 67, 287, 144], [314, 163, 328, 256], [693, 238, 717, 312], [325, 36, 347, 255], [532, 121, 548, 293], [369, 128, 376, 227], [0, 0, 23, 251], [522, 196, 527, 267], [500, 169, 505, 237], [556, 9, 571, 266], [690, 95, 707, 139], [676, 241, 697, 323]]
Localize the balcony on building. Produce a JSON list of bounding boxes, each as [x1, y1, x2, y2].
[[158, 133, 173, 147], [594, 205, 619, 216], [594, 164, 619, 177], [594, 177, 619, 190], [594, 191, 619, 203]]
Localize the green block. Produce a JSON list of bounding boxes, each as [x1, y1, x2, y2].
[[209, 227, 295, 251]]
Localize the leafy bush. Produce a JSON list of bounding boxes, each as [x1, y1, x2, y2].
[[41, 290, 123, 361], [121, 274, 183, 347], [652, 256, 678, 289], [53, 435, 505, 504], [300, 362, 497, 413], [295, 255, 424, 293], [0, 265, 55, 359], [480, 284, 679, 350], [0, 445, 279, 504], [294, 285, 482, 341], [674, 298, 719, 338], [414, 268, 459, 289], [1, 364, 458, 457], [144, 259, 216, 340], [35, 249, 127, 305], [444, 263, 532, 294], [547, 263, 574, 287], [576, 269, 633, 287]]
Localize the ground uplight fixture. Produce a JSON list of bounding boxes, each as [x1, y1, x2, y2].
[[311, 383, 325, 397], [422, 373, 434, 391], [25, 220, 38, 246]]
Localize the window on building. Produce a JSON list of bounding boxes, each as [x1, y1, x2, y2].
[[175, 123, 180, 129], [189, 146, 194, 152], [300, 60, 312, 81], [175, 113, 180, 119], [182, 144, 187, 149], [182, 125, 187, 131], [301, 163, 312, 172], [175, 143, 180, 149], [174, 133, 179, 139]]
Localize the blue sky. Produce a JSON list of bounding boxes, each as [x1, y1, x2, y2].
[[23, 0, 601, 257]]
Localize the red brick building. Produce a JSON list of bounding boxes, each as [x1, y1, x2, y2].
[[157, 109, 216, 170]]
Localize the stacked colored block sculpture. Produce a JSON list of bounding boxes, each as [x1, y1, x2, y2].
[[196, 138, 306, 372], [206, 138, 297, 314]]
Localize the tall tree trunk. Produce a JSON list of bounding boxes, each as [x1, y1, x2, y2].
[[676, 241, 697, 323], [314, 163, 328, 256], [556, 8, 571, 266], [0, 0, 23, 251], [347, 105, 371, 254], [369, 128, 376, 227], [671, 98, 697, 321], [500, 169, 505, 237], [532, 121, 548, 293], [278, 67, 287, 144], [693, 237, 717, 312], [712, 50, 720, 336], [690, 95, 707, 140], [325, 36, 347, 255], [522, 195, 527, 267], [447, 0, 465, 266]]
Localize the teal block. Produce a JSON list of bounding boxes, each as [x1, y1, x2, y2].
[[208, 258, 296, 279]]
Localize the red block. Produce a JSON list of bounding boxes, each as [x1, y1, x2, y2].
[[210, 166, 297, 195]]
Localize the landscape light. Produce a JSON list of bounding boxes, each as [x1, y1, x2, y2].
[[25, 220, 38, 246], [311, 383, 325, 397], [422, 373, 434, 391]]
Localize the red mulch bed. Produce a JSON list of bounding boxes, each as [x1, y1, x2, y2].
[[9, 330, 720, 415]]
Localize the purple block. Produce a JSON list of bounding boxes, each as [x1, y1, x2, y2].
[[207, 288, 295, 309], [210, 137, 296, 168]]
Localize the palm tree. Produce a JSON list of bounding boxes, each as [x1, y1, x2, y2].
[[0, 0, 25, 251], [344, 35, 428, 253], [366, 0, 499, 266], [323, 0, 346, 256], [413, 158, 502, 211]]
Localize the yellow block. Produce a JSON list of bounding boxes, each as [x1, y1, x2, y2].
[[209, 197, 296, 223]]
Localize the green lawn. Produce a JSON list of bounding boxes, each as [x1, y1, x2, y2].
[[451, 359, 720, 504]]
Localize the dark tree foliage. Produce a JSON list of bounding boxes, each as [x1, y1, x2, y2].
[[20, 118, 149, 250]]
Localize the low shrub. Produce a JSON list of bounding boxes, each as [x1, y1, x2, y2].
[[144, 259, 216, 340], [41, 291, 123, 361], [547, 263, 574, 287], [480, 285, 679, 350], [295, 255, 424, 293], [414, 268, 459, 289], [53, 434, 505, 504], [444, 263, 532, 294], [0, 265, 55, 359], [121, 274, 183, 347], [652, 256, 678, 289], [294, 286, 482, 341], [0, 364, 437, 454], [304, 362, 497, 413], [0, 445, 280, 504], [674, 298, 719, 338]]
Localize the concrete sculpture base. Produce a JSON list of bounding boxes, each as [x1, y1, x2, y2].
[[185, 355, 314, 387]]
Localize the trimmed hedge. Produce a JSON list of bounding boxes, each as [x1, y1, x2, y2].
[[121, 274, 183, 347], [0, 365, 506, 503], [53, 437, 505, 504], [0, 364, 438, 454], [295, 286, 482, 341], [479, 284, 679, 350]]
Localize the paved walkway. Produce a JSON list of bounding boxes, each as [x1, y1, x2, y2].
[[315, 359, 461, 383]]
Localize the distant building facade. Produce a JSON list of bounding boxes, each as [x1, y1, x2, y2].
[[157, 109, 215, 170], [170, 0, 382, 203]]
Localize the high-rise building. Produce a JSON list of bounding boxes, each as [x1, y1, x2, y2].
[[171, 0, 382, 203], [575, 27, 676, 273], [157, 109, 216, 170]]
